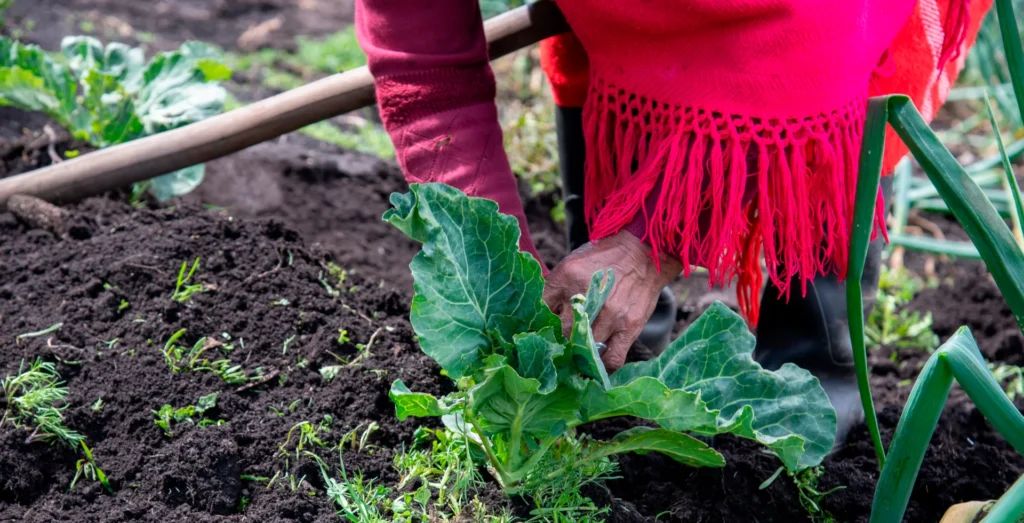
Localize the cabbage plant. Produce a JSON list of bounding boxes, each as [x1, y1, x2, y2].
[[384, 182, 837, 492], [0, 35, 230, 200]]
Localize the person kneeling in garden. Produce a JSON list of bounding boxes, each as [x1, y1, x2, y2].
[[355, 0, 992, 444]]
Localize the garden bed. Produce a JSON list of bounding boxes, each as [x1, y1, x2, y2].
[[2, 108, 1024, 523]]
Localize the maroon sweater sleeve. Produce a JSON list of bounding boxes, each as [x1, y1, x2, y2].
[[355, 0, 545, 268]]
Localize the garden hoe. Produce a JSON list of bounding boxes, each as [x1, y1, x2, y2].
[[0, 0, 569, 211]]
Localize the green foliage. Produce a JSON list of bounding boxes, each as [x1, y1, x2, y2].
[[161, 329, 263, 385], [962, 0, 1024, 128], [70, 441, 112, 493], [171, 257, 209, 303], [0, 36, 229, 200], [990, 362, 1024, 400], [312, 428, 515, 523], [761, 465, 844, 523], [870, 328, 1024, 523], [866, 267, 939, 351], [300, 119, 394, 160], [0, 358, 84, 447], [503, 94, 560, 196], [850, 93, 1024, 469], [384, 183, 836, 492], [318, 456, 393, 523], [0, 0, 12, 27], [479, 0, 526, 18], [278, 417, 333, 459], [152, 392, 221, 437], [293, 27, 366, 75]]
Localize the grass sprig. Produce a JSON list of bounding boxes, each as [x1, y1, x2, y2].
[[1, 358, 84, 448]]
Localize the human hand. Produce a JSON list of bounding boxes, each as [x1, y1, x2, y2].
[[543, 230, 683, 371]]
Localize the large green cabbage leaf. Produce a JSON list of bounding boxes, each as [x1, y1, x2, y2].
[[384, 183, 836, 491]]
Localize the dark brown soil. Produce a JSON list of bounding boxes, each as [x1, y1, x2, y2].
[[3, 106, 1024, 523], [3, 0, 355, 55]]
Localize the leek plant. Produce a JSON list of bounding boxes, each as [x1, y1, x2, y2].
[[847, 1, 1024, 520]]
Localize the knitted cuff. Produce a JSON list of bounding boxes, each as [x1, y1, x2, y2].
[[375, 65, 497, 130]]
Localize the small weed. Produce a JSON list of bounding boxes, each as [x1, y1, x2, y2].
[[991, 363, 1024, 399], [90, 397, 104, 412], [365, 369, 388, 381], [152, 392, 222, 437], [129, 180, 151, 207], [282, 334, 297, 355], [320, 365, 343, 383], [171, 258, 211, 303], [278, 416, 332, 459], [866, 267, 939, 351], [760, 465, 843, 523], [319, 262, 349, 297], [70, 441, 112, 493], [271, 298, 291, 307], [523, 434, 616, 523], [1, 359, 84, 447], [15, 322, 63, 344], [117, 299, 130, 313], [312, 453, 391, 522], [101, 338, 119, 350], [327, 328, 382, 371], [316, 426, 518, 522], [339, 422, 379, 452], [162, 330, 262, 385]]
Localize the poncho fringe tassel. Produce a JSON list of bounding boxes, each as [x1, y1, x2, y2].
[[582, 79, 889, 324]]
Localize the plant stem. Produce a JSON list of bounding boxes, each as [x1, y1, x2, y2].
[[946, 340, 1024, 455], [982, 473, 1024, 523], [507, 405, 524, 470], [463, 410, 513, 489], [850, 96, 889, 469], [870, 330, 957, 523]]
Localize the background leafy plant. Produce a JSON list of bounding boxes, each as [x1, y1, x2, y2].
[[0, 35, 230, 200]]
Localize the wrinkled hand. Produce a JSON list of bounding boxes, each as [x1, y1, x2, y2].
[[543, 231, 683, 372]]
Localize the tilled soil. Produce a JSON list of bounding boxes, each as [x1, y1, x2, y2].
[[0, 195, 463, 522], [3, 121, 1024, 523]]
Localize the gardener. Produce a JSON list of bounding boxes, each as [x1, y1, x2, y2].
[[355, 0, 991, 443]]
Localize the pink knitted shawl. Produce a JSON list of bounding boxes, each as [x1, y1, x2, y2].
[[557, 0, 922, 301]]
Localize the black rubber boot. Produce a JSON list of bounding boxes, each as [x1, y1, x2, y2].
[[556, 106, 676, 353], [555, 106, 589, 252], [753, 178, 892, 448]]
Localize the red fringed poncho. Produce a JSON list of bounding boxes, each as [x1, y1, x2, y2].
[[356, 0, 992, 322]]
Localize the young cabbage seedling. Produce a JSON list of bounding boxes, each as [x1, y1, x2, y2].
[[152, 392, 222, 437], [70, 441, 112, 493], [384, 183, 837, 493]]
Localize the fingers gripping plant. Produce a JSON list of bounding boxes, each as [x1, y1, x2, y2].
[[384, 183, 838, 493], [847, 2, 1024, 519]]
